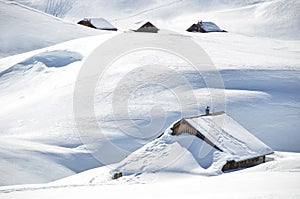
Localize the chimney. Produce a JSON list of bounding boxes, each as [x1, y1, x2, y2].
[[205, 106, 210, 115]]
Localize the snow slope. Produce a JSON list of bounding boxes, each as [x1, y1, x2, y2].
[[0, 152, 299, 199], [0, 34, 117, 185], [0, 30, 299, 186], [203, 0, 300, 40], [0, 0, 101, 58], [12, 0, 300, 40], [0, 0, 299, 190]]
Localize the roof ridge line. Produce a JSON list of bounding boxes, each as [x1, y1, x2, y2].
[[184, 111, 225, 119]]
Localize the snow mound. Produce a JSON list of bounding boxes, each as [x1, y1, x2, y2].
[[0, 50, 82, 79], [18, 50, 83, 68], [111, 129, 227, 177]]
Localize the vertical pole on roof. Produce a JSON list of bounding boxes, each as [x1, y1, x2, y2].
[[205, 106, 210, 115]]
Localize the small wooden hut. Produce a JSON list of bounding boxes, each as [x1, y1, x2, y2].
[[187, 21, 227, 33], [132, 21, 159, 33], [77, 18, 117, 31], [171, 110, 273, 171]]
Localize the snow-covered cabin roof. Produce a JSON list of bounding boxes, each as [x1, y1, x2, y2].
[[82, 18, 117, 31], [176, 112, 273, 161], [130, 21, 147, 30], [129, 21, 159, 33], [199, 22, 222, 32], [186, 21, 226, 33]]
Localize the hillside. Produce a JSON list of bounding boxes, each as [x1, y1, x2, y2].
[[1, 152, 300, 198], [11, 0, 300, 40], [0, 29, 299, 185], [0, 0, 101, 58], [0, 0, 299, 198]]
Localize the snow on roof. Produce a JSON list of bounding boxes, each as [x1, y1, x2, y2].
[[199, 22, 223, 32], [84, 18, 117, 30], [184, 112, 273, 161], [130, 20, 147, 30]]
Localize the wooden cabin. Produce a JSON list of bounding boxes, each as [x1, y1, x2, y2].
[[78, 19, 96, 28], [132, 21, 159, 33], [77, 18, 117, 31], [171, 110, 273, 171], [187, 21, 227, 33]]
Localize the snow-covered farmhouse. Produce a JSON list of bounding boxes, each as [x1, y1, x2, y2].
[[131, 21, 159, 33], [77, 18, 117, 31], [186, 21, 227, 33], [171, 109, 273, 171]]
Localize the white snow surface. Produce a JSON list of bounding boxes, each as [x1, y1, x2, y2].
[[0, 0, 299, 198], [0, 29, 299, 186], [0, 152, 299, 199]]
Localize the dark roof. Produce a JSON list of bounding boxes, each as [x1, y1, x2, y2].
[[138, 22, 158, 29], [133, 21, 159, 33]]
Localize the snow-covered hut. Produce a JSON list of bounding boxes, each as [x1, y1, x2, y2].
[[171, 111, 273, 171], [186, 21, 227, 33], [77, 18, 117, 31], [131, 21, 159, 33]]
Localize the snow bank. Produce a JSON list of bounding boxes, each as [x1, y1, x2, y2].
[[1, 152, 299, 199], [111, 129, 226, 176], [18, 50, 83, 68], [0, 50, 82, 79]]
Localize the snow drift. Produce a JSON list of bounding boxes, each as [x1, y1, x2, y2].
[[111, 112, 273, 177]]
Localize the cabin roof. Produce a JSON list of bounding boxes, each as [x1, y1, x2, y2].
[[178, 112, 273, 161], [199, 22, 223, 32], [138, 21, 158, 29], [130, 21, 159, 31], [82, 17, 117, 30], [187, 21, 225, 32]]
